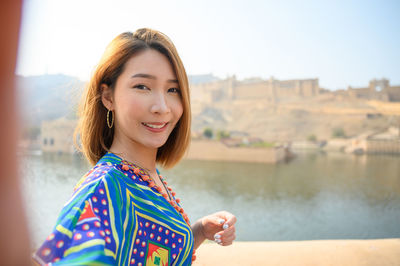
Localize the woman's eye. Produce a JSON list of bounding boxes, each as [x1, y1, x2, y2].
[[134, 84, 149, 90], [168, 88, 181, 94]]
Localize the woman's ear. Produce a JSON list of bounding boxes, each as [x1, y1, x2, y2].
[[101, 84, 114, 110]]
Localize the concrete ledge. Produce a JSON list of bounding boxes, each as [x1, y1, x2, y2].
[[194, 239, 400, 266]]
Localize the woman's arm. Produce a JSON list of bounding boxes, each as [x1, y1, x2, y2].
[[191, 218, 207, 249], [191, 211, 237, 250]]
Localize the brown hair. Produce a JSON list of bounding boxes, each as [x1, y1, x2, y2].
[[74, 28, 191, 168]]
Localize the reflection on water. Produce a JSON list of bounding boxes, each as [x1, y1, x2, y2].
[[21, 151, 400, 249]]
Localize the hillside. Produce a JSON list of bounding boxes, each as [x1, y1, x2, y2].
[[192, 95, 400, 141], [16, 74, 85, 127], [16, 74, 400, 142]]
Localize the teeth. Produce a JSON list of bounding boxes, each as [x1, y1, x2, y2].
[[143, 123, 166, 129]]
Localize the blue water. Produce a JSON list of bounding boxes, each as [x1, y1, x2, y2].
[[21, 151, 400, 249]]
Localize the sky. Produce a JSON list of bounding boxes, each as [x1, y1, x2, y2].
[[16, 0, 400, 90]]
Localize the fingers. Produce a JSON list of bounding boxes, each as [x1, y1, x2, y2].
[[216, 218, 229, 230], [219, 235, 235, 246], [224, 213, 237, 228], [203, 211, 236, 245], [215, 211, 236, 226], [214, 224, 236, 246], [221, 223, 235, 235], [215, 233, 236, 246], [214, 211, 236, 230]]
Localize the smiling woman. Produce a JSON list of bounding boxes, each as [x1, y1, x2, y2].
[[32, 28, 236, 265], [76, 30, 192, 170], [101, 49, 184, 168]]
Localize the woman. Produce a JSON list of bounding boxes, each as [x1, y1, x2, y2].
[[33, 28, 236, 265]]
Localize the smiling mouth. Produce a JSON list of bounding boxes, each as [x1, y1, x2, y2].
[[142, 122, 168, 129]]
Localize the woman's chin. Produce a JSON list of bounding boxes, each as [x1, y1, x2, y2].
[[145, 140, 168, 150]]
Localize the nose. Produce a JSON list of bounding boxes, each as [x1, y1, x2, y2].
[[150, 92, 171, 114]]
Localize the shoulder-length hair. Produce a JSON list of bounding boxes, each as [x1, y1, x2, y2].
[[74, 28, 191, 168]]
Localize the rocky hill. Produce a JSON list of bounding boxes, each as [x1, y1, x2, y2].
[[16, 74, 85, 127], [192, 94, 400, 142], [16, 74, 400, 142]]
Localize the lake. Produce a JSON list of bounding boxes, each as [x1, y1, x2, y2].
[[20, 151, 400, 249]]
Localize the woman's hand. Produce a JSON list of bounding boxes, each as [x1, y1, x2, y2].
[[192, 211, 236, 249]]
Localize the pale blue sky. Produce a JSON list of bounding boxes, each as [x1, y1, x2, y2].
[[16, 0, 400, 90]]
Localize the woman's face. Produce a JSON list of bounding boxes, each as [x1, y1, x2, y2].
[[107, 49, 183, 152]]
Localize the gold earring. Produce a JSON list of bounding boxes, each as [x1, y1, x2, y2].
[[107, 109, 114, 128]]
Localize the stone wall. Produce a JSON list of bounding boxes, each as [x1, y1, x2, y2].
[[185, 140, 286, 163], [365, 139, 400, 154], [347, 79, 400, 102], [233, 81, 271, 100], [387, 86, 400, 101], [191, 76, 320, 103], [190, 77, 400, 104]]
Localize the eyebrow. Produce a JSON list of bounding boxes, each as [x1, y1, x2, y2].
[[131, 73, 178, 84]]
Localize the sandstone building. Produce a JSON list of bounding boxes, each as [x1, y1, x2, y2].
[[347, 78, 400, 102], [41, 117, 76, 154], [191, 75, 320, 103], [191, 76, 400, 103]]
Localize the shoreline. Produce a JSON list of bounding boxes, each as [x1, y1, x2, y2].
[[185, 140, 288, 163], [194, 239, 400, 265]]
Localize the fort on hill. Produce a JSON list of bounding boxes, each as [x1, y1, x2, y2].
[[190, 76, 400, 144], [18, 74, 400, 158], [191, 76, 400, 103], [191, 76, 319, 103]]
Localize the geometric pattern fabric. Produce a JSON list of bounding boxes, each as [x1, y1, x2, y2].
[[33, 152, 194, 265]]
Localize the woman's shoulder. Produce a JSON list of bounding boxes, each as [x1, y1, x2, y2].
[[73, 153, 127, 193], [32, 155, 126, 265]]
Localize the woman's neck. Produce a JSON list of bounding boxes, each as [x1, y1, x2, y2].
[[109, 137, 158, 177]]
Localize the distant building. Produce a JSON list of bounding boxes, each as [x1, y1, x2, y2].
[[347, 79, 400, 102], [344, 127, 400, 155], [190, 76, 400, 104], [41, 117, 77, 154], [364, 127, 400, 154], [191, 75, 320, 103]]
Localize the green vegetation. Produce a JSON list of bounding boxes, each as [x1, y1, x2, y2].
[[250, 141, 275, 148], [307, 134, 317, 142], [332, 127, 346, 138], [216, 130, 230, 140], [239, 141, 275, 148], [203, 127, 213, 139]]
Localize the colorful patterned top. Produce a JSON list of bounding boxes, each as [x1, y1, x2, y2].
[[33, 152, 194, 265]]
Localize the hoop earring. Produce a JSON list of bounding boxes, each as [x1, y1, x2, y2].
[[107, 109, 114, 129]]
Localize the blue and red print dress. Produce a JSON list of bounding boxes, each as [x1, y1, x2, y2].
[[33, 152, 194, 265]]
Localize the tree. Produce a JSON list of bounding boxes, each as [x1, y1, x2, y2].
[[203, 128, 213, 139], [332, 127, 346, 138], [307, 134, 317, 142]]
